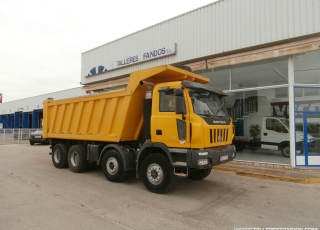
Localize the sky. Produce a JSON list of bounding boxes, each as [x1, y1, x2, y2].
[[0, 0, 217, 102]]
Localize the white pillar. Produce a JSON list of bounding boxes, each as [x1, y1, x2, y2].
[[288, 55, 296, 167]]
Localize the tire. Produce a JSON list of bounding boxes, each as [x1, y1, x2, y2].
[[102, 149, 127, 182], [30, 142, 34, 146], [188, 168, 212, 180], [68, 145, 88, 173], [52, 143, 68, 168], [281, 145, 290, 158], [141, 153, 176, 194]]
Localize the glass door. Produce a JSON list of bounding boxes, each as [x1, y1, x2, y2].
[[296, 112, 320, 166]]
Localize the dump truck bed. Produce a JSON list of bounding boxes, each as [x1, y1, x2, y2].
[[42, 65, 209, 142]]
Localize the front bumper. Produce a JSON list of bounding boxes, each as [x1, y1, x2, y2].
[[187, 145, 236, 169]]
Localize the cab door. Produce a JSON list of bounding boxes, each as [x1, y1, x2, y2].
[[151, 86, 190, 148], [261, 118, 289, 150]]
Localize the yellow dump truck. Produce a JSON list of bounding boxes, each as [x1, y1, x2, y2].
[[43, 65, 236, 193]]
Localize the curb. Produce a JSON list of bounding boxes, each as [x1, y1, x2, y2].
[[213, 166, 320, 184]]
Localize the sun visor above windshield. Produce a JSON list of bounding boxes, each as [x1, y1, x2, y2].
[[181, 80, 227, 96]]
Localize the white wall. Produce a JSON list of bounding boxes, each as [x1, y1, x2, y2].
[[0, 87, 86, 115], [81, 0, 320, 85]]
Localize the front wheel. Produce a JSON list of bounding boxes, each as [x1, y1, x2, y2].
[[188, 168, 212, 180], [141, 153, 176, 194], [281, 145, 290, 158]]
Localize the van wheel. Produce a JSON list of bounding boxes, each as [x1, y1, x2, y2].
[[188, 168, 212, 180], [281, 145, 290, 158], [102, 149, 127, 182], [68, 145, 88, 173], [141, 153, 176, 194], [52, 143, 68, 168]]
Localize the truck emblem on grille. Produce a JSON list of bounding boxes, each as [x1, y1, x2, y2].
[[218, 136, 223, 142]]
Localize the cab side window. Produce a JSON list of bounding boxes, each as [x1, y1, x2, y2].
[[266, 119, 278, 131], [159, 89, 175, 112]]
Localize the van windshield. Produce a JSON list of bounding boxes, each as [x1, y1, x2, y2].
[[279, 118, 290, 130], [191, 91, 227, 117]]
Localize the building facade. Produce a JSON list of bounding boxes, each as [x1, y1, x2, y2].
[[1, 0, 320, 167], [0, 88, 86, 129]]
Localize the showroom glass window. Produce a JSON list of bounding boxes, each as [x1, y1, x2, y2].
[[294, 50, 320, 84], [231, 56, 288, 90], [195, 56, 288, 91], [195, 66, 230, 91]]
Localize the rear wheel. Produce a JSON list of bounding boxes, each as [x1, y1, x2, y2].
[[188, 168, 212, 180], [30, 142, 34, 146], [141, 153, 176, 194], [102, 149, 127, 182], [281, 145, 290, 158], [52, 143, 68, 168], [68, 145, 88, 173]]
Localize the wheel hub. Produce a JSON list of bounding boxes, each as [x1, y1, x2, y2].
[[147, 163, 163, 185], [54, 150, 61, 163], [71, 151, 79, 166], [107, 157, 118, 175], [151, 170, 158, 179]]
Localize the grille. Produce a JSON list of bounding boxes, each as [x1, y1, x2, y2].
[[210, 128, 229, 143]]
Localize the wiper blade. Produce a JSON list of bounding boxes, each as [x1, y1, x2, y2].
[[197, 113, 212, 117], [213, 100, 227, 118]]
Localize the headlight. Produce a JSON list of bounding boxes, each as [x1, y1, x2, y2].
[[197, 159, 208, 165], [308, 139, 315, 144]]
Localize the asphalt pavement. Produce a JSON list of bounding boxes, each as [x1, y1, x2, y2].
[[1, 144, 320, 229]]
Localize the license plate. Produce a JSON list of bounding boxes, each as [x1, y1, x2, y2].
[[220, 155, 228, 161], [35, 136, 41, 138]]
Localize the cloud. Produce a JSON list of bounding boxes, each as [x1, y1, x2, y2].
[[0, 0, 216, 102]]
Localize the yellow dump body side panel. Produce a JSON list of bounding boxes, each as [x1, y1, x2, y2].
[[43, 65, 210, 142], [43, 86, 146, 142]]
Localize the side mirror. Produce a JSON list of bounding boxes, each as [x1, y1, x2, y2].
[[174, 88, 183, 96], [174, 89, 185, 115], [175, 96, 185, 115]]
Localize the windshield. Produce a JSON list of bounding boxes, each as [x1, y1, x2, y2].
[[32, 130, 43, 134], [279, 118, 304, 132], [191, 91, 227, 117], [279, 118, 289, 129]]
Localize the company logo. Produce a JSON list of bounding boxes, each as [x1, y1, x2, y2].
[[218, 136, 223, 142], [85, 43, 176, 78], [212, 120, 226, 124], [116, 55, 139, 67], [87, 66, 107, 76], [143, 48, 166, 60], [296, 101, 320, 112]]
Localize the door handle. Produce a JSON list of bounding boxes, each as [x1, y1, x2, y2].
[[156, 130, 162, 135], [264, 133, 267, 136]]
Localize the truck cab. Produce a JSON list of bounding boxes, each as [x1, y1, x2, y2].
[[140, 80, 235, 171]]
